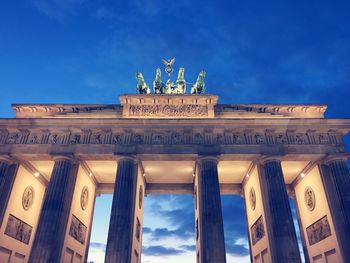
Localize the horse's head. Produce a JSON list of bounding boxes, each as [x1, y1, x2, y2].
[[136, 72, 144, 83]]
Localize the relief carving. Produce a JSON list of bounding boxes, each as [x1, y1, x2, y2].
[[193, 133, 203, 144], [129, 104, 208, 117], [132, 134, 144, 144], [294, 134, 307, 145], [0, 129, 340, 148], [275, 133, 288, 144], [319, 134, 330, 144], [28, 134, 40, 144], [251, 215, 265, 245], [171, 132, 183, 144], [306, 216, 331, 246], [112, 134, 123, 144], [139, 186, 143, 209], [152, 134, 165, 144], [135, 218, 141, 241], [5, 214, 32, 244], [69, 215, 87, 244], [22, 186, 35, 211], [249, 187, 256, 211], [93, 134, 102, 144], [80, 186, 89, 211], [232, 134, 243, 144], [70, 134, 81, 144], [216, 134, 225, 144], [304, 186, 316, 211], [7, 133, 19, 144], [49, 134, 60, 144], [255, 134, 265, 144]]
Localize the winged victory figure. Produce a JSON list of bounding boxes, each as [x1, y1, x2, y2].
[[162, 58, 175, 77]]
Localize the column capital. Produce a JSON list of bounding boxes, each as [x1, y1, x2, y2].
[[51, 155, 77, 163], [0, 155, 15, 164], [197, 155, 219, 164], [321, 154, 350, 165], [116, 155, 138, 164], [258, 155, 283, 165]]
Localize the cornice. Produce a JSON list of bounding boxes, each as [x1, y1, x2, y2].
[[10, 100, 327, 119]]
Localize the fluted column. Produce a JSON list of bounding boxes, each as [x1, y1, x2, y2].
[[197, 157, 226, 263], [258, 159, 301, 263], [0, 156, 18, 227], [319, 157, 350, 259], [105, 156, 138, 263], [29, 156, 78, 263]]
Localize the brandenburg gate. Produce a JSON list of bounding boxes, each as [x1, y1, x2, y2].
[[0, 64, 350, 263]]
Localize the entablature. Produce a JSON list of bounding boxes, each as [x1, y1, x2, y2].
[[11, 94, 327, 119], [0, 118, 348, 157]]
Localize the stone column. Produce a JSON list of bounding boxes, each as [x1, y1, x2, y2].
[[197, 156, 226, 263], [319, 157, 350, 260], [258, 159, 301, 263], [0, 156, 18, 227], [105, 156, 138, 263], [29, 156, 79, 263]]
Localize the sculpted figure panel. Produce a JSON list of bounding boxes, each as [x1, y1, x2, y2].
[[69, 215, 87, 244], [129, 104, 208, 117], [251, 216, 265, 245], [306, 216, 331, 246], [5, 214, 32, 244], [7, 133, 19, 144], [0, 128, 341, 148]]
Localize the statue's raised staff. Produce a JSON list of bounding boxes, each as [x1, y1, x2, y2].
[[191, 70, 206, 94], [153, 68, 164, 94], [176, 67, 186, 94], [136, 71, 150, 94]]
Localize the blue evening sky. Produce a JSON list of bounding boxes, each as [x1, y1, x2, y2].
[[1, 1, 350, 262]]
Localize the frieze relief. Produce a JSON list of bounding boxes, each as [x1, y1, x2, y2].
[[5, 214, 32, 245], [0, 129, 341, 147], [69, 215, 87, 245], [251, 215, 265, 245], [306, 215, 331, 246], [128, 104, 208, 117]]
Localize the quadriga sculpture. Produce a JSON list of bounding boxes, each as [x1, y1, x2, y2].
[[153, 68, 165, 94], [164, 79, 175, 94], [191, 70, 206, 94], [136, 72, 151, 94], [175, 67, 186, 94]]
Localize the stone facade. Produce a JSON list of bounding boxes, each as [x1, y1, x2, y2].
[[0, 94, 349, 263]]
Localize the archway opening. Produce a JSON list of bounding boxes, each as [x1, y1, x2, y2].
[[87, 194, 112, 263], [221, 195, 250, 263]]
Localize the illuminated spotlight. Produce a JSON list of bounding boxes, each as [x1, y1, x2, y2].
[[300, 173, 306, 178], [246, 173, 250, 178], [192, 173, 195, 177], [142, 173, 146, 177], [34, 172, 40, 177], [88, 172, 92, 177]]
